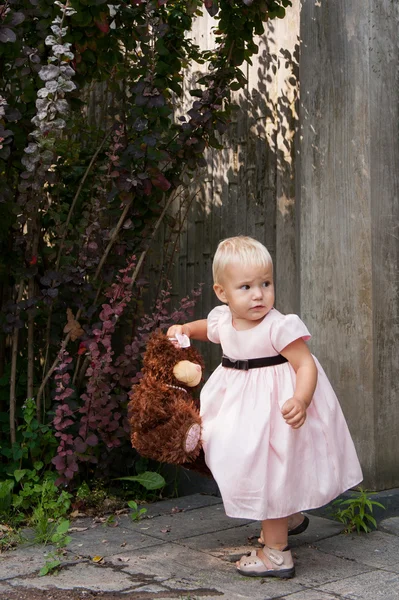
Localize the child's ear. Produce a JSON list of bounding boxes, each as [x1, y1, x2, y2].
[[213, 283, 227, 303]]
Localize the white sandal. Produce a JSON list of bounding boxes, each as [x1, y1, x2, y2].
[[236, 546, 295, 579]]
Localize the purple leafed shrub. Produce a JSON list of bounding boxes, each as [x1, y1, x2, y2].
[[51, 259, 202, 484]]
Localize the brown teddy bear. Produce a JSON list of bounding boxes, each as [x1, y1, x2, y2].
[[128, 330, 205, 465]]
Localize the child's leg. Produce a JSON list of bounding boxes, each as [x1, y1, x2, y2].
[[261, 516, 288, 550], [258, 512, 309, 544], [236, 518, 295, 578]]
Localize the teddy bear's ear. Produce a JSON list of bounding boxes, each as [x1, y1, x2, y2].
[[142, 330, 186, 380]]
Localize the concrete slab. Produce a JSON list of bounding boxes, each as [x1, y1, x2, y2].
[[292, 545, 373, 586], [0, 546, 49, 580], [176, 521, 261, 557], [0, 583, 14, 595], [142, 492, 223, 518], [2, 493, 399, 600], [289, 514, 345, 548], [179, 515, 344, 560], [319, 569, 399, 599], [66, 520, 163, 557], [7, 563, 136, 592], [107, 542, 303, 599], [314, 530, 399, 568], [383, 563, 399, 574], [125, 504, 253, 542], [273, 591, 344, 600], [379, 517, 399, 536]]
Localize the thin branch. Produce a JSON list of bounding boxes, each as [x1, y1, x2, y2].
[[36, 332, 72, 413], [94, 198, 134, 280], [41, 129, 113, 395], [74, 283, 104, 388], [55, 127, 113, 272], [27, 223, 40, 411], [128, 167, 188, 292], [37, 198, 133, 409], [9, 280, 25, 445]]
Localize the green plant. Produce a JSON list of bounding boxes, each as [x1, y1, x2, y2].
[[1, 398, 57, 482], [37, 518, 71, 576], [118, 470, 165, 520], [103, 514, 117, 527], [331, 487, 385, 533], [118, 471, 166, 491], [0, 523, 21, 552], [0, 400, 68, 529], [0, 479, 14, 516], [39, 553, 62, 578], [127, 500, 147, 522], [31, 480, 72, 544]]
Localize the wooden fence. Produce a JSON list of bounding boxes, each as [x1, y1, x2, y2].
[[146, 6, 301, 370], [147, 2, 399, 490]]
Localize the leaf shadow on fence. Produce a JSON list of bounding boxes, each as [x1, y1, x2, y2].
[[150, 23, 300, 374]]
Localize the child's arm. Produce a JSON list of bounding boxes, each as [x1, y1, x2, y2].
[[166, 320, 209, 342], [280, 339, 318, 429]]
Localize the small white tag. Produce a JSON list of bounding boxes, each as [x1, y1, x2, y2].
[[175, 333, 191, 348]]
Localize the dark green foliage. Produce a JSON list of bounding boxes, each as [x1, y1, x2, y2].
[[0, 0, 289, 490]]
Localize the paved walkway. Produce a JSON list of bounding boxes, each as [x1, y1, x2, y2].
[[1, 493, 399, 599]]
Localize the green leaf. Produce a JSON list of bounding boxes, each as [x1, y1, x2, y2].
[[55, 519, 70, 535], [364, 514, 377, 527], [189, 89, 204, 98], [14, 469, 27, 482], [39, 559, 60, 577], [118, 471, 165, 490], [370, 500, 386, 510]]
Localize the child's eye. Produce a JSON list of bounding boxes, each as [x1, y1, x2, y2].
[[263, 281, 271, 287], [240, 285, 250, 290]]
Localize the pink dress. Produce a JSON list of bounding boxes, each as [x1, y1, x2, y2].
[[200, 305, 363, 520]]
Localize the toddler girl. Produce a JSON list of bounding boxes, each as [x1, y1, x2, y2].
[[167, 236, 363, 579]]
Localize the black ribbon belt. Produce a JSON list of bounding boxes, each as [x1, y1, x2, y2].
[[221, 355, 288, 370]]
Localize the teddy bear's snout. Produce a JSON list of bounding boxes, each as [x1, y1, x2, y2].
[[173, 360, 202, 387]]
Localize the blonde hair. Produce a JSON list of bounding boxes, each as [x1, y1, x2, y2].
[[212, 236, 273, 284]]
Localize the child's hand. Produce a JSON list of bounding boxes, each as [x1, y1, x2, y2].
[[281, 397, 307, 429], [166, 324, 189, 339]]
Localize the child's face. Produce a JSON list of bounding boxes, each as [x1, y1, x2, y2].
[[213, 261, 274, 327]]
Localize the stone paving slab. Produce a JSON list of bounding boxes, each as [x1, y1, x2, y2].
[[379, 517, 399, 536], [0, 546, 50, 581], [318, 569, 399, 600], [7, 563, 136, 593], [383, 562, 399, 574], [288, 514, 345, 547], [126, 503, 253, 542], [291, 545, 372, 586], [142, 493, 223, 518], [314, 529, 399, 568], [1, 495, 399, 600], [179, 513, 344, 558], [107, 542, 303, 599], [66, 520, 163, 557], [275, 591, 344, 600]]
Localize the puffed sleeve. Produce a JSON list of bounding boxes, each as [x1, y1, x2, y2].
[[270, 314, 311, 353], [207, 305, 229, 344]]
